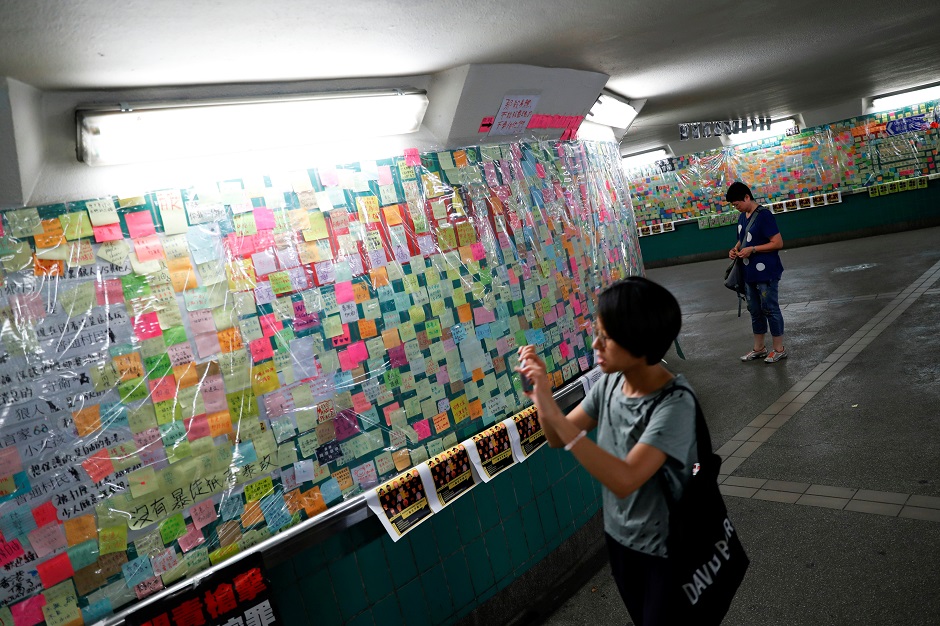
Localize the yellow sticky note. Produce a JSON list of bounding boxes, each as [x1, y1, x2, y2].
[[244, 477, 274, 502], [307, 211, 329, 240], [99, 525, 128, 554], [251, 361, 280, 395]]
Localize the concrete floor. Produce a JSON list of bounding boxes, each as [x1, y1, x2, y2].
[[539, 227, 940, 625]]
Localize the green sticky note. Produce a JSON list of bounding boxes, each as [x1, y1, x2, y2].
[[297, 432, 318, 458], [118, 377, 149, 403], [144, 353, 173, 380], [91, 362, 121, 392], [425, 319, 442, 340], [7, 207, 43, 238], [59, 211, 94, 240], [323, 315, 343, 338], [163, 326, 189, 346], [160, 513, 187, 544], [269, 271, 293, 295], [122, 274, 151, 300]]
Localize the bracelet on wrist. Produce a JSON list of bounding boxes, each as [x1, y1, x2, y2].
[[564, 429, 588, 451]]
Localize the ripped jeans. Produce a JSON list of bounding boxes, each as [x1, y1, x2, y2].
[[745, 280, 785, 337]]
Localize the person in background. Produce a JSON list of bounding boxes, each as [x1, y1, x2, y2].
[[517, 277, 697, 626], [726, 181, 787, 363]]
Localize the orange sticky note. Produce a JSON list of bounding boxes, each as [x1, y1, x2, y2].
[[113, 352, 145, 380], [457, 304, 473, 323], [63, 515, 98, 547], [358, 319, 378, 339], [468, 398, 484, 418], [73, 406, 102, 437], [206, 411, 233, 437], [217, 327, 244, 353], [383, 205, 403, 226], [301, 487, 327, 517], [33, 256, 64, 277], [172, 363, 199, 389], [369, 267, 389, 288]]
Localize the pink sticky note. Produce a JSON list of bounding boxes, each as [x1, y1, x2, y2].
[[334, 281, 354, 304], [377, 165, 393, 186], [93, 223, 124, 242], [254, 208, 276, 231], [0, 446, 23, 476], [347, 340, 369, 363], [201, 375, 227, 412], [189, 309, 217, 334], [177, 523, 206, 552], [11, 594, 46, 626], [473, 307, 496, 325], [81, 448, 114, 483], [133, 235, 166, 262], [334, 411, 360, 441], [31, 501, 59, 527], [263, 391, 289, 418], [195, 333, 222, 359], [35, 552, 73, 588], [470, 242, 486, 261], [413, 419, 431, 441], [125, 210, 156, 238], [404, 148, 421, 167], [151, 547, 179, 576], [28, 522, 67, 558], [338, 349, 358, 371], [189, 499, 218, 530], [319, 168, 339, 187], [352, 393, 372, 413], [259, 313, 283, 337], [149, 376, 176, 404], [559, 342, 572, 359], [249, 337, 275, 363], [535, 162, 546, 178], [96, 278, 125, 305], [185, 415, 211, 441], [0, 538, 26, 567], [133, 312, 162, 341]]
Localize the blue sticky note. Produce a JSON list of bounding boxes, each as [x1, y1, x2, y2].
[[260, 493, 291, 531], [0, 505, 36, 537], [68, 540, 100, 570], [100, 403, 128, 428], [476, 323, 492, 339], [233, 440, 258, 467], [220, 494, 244, 521], [187, 228, 221, 265], [320, 478, 342, 504], [82, 599, 113, 623], [0, 472, 31, 505], [122, 555, 154, 587]]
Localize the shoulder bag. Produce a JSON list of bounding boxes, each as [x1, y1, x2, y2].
[[646, 384, 750, 625]]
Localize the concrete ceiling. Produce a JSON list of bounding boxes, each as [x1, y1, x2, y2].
[[2, 0, 940, 156]]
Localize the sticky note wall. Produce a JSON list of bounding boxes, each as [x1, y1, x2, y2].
[[0, 139, 639, 619], [626, 101, 940, 226]]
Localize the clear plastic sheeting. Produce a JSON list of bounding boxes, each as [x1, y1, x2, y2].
[[627, 100, 940, 228], [0, 138, 640, 623]]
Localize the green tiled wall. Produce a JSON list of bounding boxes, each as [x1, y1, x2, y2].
[[269, 442, 602, 626], [639, 181, 940, 265]]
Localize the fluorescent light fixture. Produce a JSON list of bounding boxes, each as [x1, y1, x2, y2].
[[77, 88, 429, 166], [870, 83, 940, 113], [577, 120, 618, 143], [726, 118, 796, 145], [587, 91, 639, 129], [622, 148, 668, 171]]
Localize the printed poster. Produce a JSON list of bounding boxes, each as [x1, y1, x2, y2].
[[417, 444, 479, 511], [462, 422, 515, 482], [365, 468, 433, 541], [505, 406, 546, 462]]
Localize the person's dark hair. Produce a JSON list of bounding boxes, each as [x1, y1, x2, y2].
[[725, 181, 753, 203], [597, 277, 681, 365]]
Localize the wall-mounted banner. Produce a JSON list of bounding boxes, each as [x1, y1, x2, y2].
[[461, 422, 515, 481], [679, 117, 772, 141], [365, 468, 432, 541], [489, 95, 540, 136]]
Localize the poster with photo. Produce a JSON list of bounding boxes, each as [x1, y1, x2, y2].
[[462, 422, 515, 482], [417, 444, 479, 511], [364, 468, 432, 541], [505, 407, 546, 462]]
